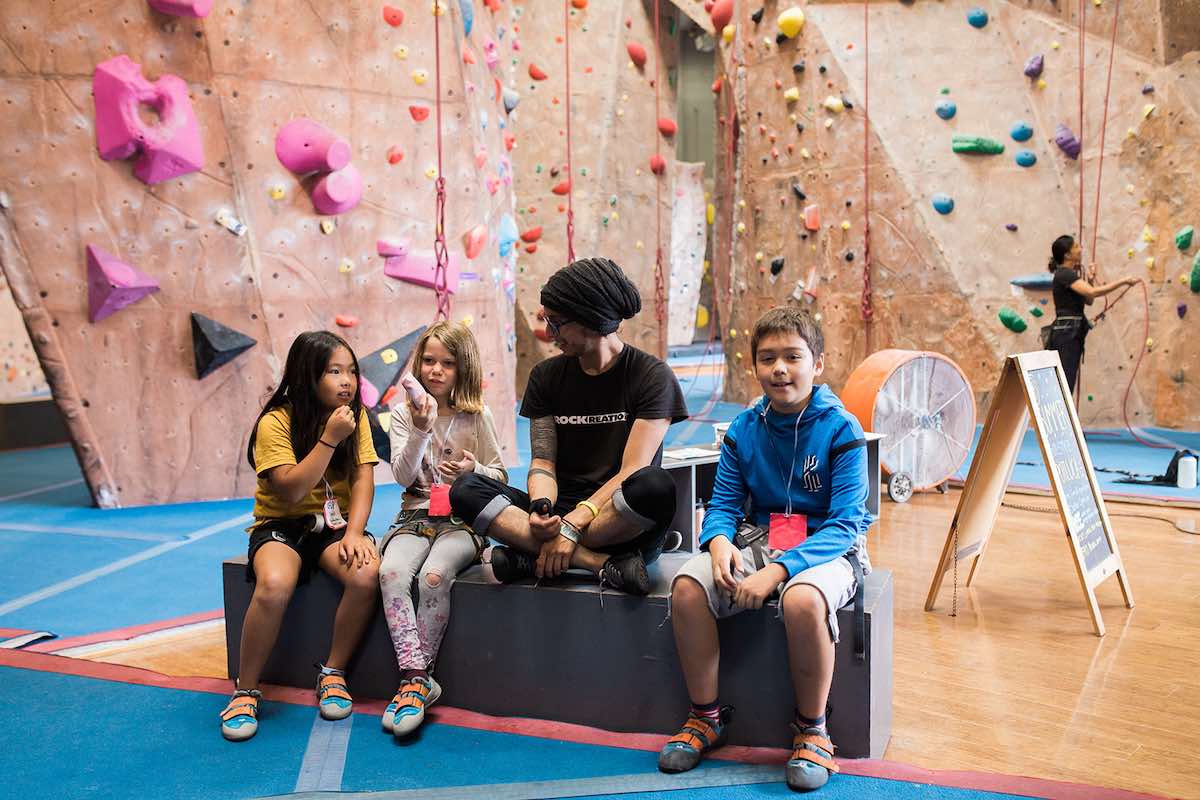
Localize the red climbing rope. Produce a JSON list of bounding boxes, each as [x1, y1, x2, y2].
[[860, 0, 874, 339], [1077, 0, 1086, 243], [564, 0, 576, 263], [652, 0, 667, 357], [1092, 0, 1121, 304], [431, 3, 452, 322]]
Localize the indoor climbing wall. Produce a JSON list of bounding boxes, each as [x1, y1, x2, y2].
[[712, 0, 1200, 430], [507, 0, 681, 382], [0, 272, 47, 401], [0, 0, 519, 507]]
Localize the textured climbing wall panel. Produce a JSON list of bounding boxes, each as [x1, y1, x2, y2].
[[668, 161, 706, 346], [508, 0, 679, 384], [715, 1, 1200, 430], [0, 1, 518, 506], [0, 274, 47, 401]]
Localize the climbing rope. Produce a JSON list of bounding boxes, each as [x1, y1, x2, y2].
[[431, 2, 452, 322], [1077, 0, 1086, 243], [652, 0, 667, 357], [1091, 0, 1121, 300], [860, 0, 874, 340], [564, 0, 576, 263]]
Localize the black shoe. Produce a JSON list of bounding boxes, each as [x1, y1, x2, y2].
[[490, 546, 536, 583], [600, 551, 651, 595]]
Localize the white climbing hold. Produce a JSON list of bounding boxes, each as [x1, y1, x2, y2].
[[216, 209, 247, 236]]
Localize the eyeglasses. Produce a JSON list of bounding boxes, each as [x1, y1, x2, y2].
[[544, 315, 570, 337]]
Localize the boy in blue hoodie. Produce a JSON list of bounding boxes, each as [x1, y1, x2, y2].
[[658, 307, 872, 792]]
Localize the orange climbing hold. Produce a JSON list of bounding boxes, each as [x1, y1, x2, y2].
[[463, 225, 488, 259], [571, 0, 588, 8], [804, 204, 821, 231], [552, 179, 571, 195], [409, 105, 430, 122], [711, 77, 723, 94], [529, 64, 548, 81], [657, 117, 677, 137], [627, 42, 647, 68], [520, 226, 543, 243], [463, 49, 476, 65], [380, 386, 400, 408], [383, 5, 404, 26], [650, 154, 666, 175], [335, 314, 359, 328]]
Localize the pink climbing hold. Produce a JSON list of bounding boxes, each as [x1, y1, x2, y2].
[[92, 55, 204, 185], [462, 225, 488, 259], [312, 164, 364, 215], [401, 373, 427, 405], [377, 238, 410, 258], [483, 39, 500, 70], [147, 0, 213, 17], [383, 248, 462, 294], [627, 42, 647, 68], [85, 244, 160, 323], [275, 118, 352, 175], [650, 154, 666, 175], [359, 375, 381, 409]]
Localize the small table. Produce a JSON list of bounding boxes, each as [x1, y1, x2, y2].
[[661, 432, 883, 552]]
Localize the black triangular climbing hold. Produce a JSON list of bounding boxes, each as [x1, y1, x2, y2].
[[191, 312, 256, 379], [751, 7, 764, 24]]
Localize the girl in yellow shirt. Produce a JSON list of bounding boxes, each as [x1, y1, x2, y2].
[[220, 331, 380, 742]]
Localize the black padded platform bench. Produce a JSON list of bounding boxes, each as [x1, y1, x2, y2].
[[223, 554, 892, 758]]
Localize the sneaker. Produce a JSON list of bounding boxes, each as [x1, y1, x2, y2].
[[786, 724, 840, 791], [316, 670, 354, 720], [657, 706, 732, 773], [220, 689, 262, 742], [490, 545, 536, 583], [600, 550, 652, 595], [383, 676, 443, 737]]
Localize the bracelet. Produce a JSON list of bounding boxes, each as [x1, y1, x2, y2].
[[317, 439, 336, 449], [558, 520, 582, 544], [575, 500, 600, 520]]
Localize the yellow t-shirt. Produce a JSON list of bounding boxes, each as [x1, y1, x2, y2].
[[251, 406, 379, 526]]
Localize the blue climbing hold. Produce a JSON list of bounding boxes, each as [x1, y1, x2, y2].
[[459, 0, 475, 36], [1015, 150, 1037, 167], [1010, 121, 1033, 142], [967, 7, 988, 28], [932, 193, 955, 215], [935, 100, 957, 121], [498, 214, 518, 257]]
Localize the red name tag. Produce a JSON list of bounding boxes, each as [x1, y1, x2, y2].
[[429, 483, 452, 517], [768, 513, 807, 551]]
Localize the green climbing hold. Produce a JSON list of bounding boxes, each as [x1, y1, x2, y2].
[[1029, 306, 1044, 318], [1176, 225, 1194, 251], [580, 167, 589, 177], [1088, 394, 1094, 402], [940, 87, 951, 95], [609, 195, 618, 207], [602, 215, 610, 226], [952, 136, 1005, 155], [999, 306, 1028, 333], [1191, 251, 1200, 293], [536, 164, 543, 173]]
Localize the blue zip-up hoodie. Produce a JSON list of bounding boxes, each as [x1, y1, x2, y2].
[[699, 384, 874, 578]]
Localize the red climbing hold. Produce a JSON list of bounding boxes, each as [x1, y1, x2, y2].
[[627, 42, 647, 68], [658, 117, 677, 137], [484, 0, 501, 10], [525, 243, 538, 254], [383, 5, 404, 27], [571, 0, 588, 8], [529, 64, 548, 81], [462, 224, 488, 259], [387, 146, 404, 164], [504, 132, 516, 151], [650, 154, 666, 175], [710, 0, 733, 31], [380, 385, 400, 408], [335, 314, 359, 328], [463, 49, 476, 65], [551, 179, 571, 195], [409, 105, 430, 122], [711, 77, 723, 94], [521, 226, 543, 243], [704, 0, 715, 11]]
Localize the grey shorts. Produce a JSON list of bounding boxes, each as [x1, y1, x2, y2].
[[671, 547, 858, 643]]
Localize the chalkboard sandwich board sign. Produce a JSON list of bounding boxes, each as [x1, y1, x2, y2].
[[924, 350, 1133, 636]]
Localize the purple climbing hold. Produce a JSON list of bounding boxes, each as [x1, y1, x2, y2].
[[86, 244, 160, 323], [1006, 223, 1019, 232], [1024, 54, 1044, 78], [1179, 302, 1188, 319], [1142, 83, 1155, 95], [1054, 123, 1081, 160]]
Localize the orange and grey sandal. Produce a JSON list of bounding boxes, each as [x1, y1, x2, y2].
[[316, 671, 354, 720], [220, 689, 262, 741], [786, 726, 840, 791], [385, 676, 442, 737], [657, 706, 732, 774]]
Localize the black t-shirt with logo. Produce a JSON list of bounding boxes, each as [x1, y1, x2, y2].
[[1052, 268, 1086, 317], [520, 345, 689, 502]]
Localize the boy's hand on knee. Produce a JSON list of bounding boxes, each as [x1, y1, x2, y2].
[[536, 535, 575, 578], [733, 563, 787, 610], [709, 536, 742, 594]]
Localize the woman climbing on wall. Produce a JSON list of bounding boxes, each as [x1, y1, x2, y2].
[[1045, 234, 1137, 393]]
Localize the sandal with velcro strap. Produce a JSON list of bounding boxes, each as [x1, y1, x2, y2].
[[220, 689, 262, 741], [657, 706, 733, 774], [316, 672, 354, 720], [786, 725, 840, 791]]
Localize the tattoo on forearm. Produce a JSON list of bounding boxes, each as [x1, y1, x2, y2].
[[528, 467, 557, 481], [530, 416, 557, 462]]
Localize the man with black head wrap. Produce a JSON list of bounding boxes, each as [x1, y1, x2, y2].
[[451, 257, 689, 594]]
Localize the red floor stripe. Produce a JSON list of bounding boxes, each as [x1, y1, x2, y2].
[[0, 649, 1169, 800]]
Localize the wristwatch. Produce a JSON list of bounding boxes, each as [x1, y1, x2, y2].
[[558, 520, 582, 544], [530, 498, 553, 517]]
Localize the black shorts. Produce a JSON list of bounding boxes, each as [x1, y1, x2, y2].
[[246, 516, 373, 585]]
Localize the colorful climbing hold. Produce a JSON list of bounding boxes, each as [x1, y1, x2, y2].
[[462, 225, 488, 259], [658, 117, 678, 137], [710, 0, 733, 30], [1023, 54, 1044, 78], [412, 69, 429, 85], [823, 96, 844, 113], [520, 226, 543, 243], [627, 42, 647, 68], [85, 244, 160, 323], [777, 7, 805, 38], [770, 257, 785, 275], [1010, 121, 1033, 141], [967, 7, 988, 27], [410, 105, 431, 122], [722, 25, 734, 43], [952, 135, 1005, 155], [552, 179, 571, 194], [1015, 149, 1037, 167], [1030, 306, 1044, 318], [1191, 252, 1200, 293], [932, 193, 954, 214], [1006, 223, 1019, 232], [934, 99, 957, 121], [803, 204, 820, 231], [335, 315, 359, 328], [528, 64, 547, 81], [998, 307, 1027, 333], [650, 154, 666, 175], [191, 313, 256, 379], [383, 5, 404, 26], [1054, 123, 1081, 159], [1178, 303, 1187, 319], [502, 87, 520, 113], [1176, 226, 1194, 251], [784, 87, 800, 103]]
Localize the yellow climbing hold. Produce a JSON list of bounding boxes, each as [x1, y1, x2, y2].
[[338, 258, 354, 273], [636, 240, 644, 249], [394, 45, 408, 60], [707, 203, 715, 225], [1145, 256, 1156, 269], [823, 96, 845, 113], [735, 352, 743, 360], [1127, 248, 1135, 258], [1142, 225, 1155, 243], [784, 87, 800, 103], [729, 328, 738, 338], [431, 1, 447, 15], [412, 69, 429, 85], [755, 251, 764, 262], [777, 7, 806, 38], [425, 165, 439, 179], [1037, 79, 1047, 90], [1181, 273, 1191, 286], [800, 148, 811, 158], [611, 212, 619, 221], [1125, 184, 1135, 194], [1142, 104, 1156, 118], [268, 185, 285, 200], [841, 220, 851, 231], [736, 222, 746, 234], [696, 305, 710, 328], [762, 37, 773, 48], [1146, 337, 1154, 350], [1051, 40, 1060, 50], [617, 109, 624, 117], [738, 199, 747, 208], [722, 24, 734, 42], [320, 219, 336, 235], [381, 348, 399, 365], [461, 315, 474, 327], [824, 119, 834, 129]]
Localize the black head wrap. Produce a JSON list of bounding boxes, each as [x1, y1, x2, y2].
[[540, 257, 642, 334]]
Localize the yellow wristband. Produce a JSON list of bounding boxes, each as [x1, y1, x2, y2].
[[576, 500, 600, 520]]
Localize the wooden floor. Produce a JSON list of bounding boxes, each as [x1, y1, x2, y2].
[[81, 489, 1200, 799]]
